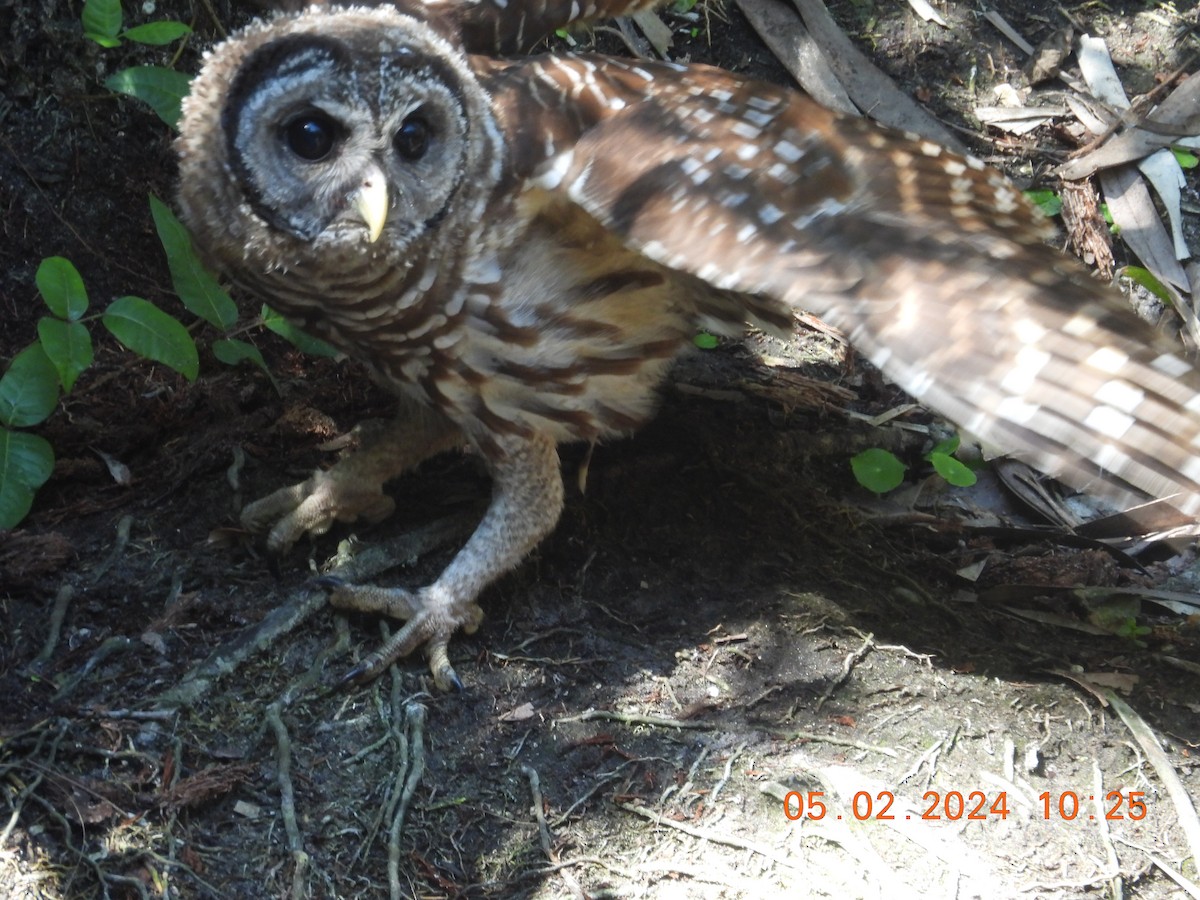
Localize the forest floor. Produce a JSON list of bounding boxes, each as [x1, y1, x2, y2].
[[1, 0, 1198, 897]]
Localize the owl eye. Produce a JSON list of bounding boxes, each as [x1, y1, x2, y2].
[[284, 113, 338, 162], [393, 116, 430, 161]]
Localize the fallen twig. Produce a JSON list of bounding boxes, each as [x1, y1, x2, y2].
[[616, 801, 800, 872]]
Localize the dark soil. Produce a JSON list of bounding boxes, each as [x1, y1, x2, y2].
[[2, 1, 1198, 898]]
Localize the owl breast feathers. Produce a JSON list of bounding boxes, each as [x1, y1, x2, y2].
[[176, 0, 1200, 688]]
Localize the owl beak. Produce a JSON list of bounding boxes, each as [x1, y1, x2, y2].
[[352, 169, 389, 243]]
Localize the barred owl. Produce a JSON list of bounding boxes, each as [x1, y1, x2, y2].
[[176, 0, 1200, 689]]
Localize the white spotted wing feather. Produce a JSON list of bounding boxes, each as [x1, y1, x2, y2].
[[483, 56, 1200, 514]]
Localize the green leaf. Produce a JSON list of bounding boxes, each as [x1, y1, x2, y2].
[[104, 66, 193, 129], [1086, 595, 1141, 632], [88, 33, 123, 48], [36, 257, 89, 320], [929, 452, 977, 487], [102, 296, 199, 381], [693, 332, 719, 350], [850, 448, 906, 494], [0, 428, 55, 528], [213, 339, 281, 395], [213, 338, 267, 371], [0, 344, 60, 428], [37, 319, 94, 393], [1120, 265, 1172, 304], [261, 306, 341, 358], [1171, 146, 1199, 169], [149, 195, 238, 329], [1024, 188, 1062, 218], [122, 21, 191, 45], [82, 0, 122, 42], [927, 434, 960, 458]]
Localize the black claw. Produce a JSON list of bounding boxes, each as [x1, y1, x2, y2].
[[266, 554, 282, 581], [448, 670, 465, 693], [340, 663, 369, 686], [312, 575, 347, 593]]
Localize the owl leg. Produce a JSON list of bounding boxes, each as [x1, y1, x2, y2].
[[318, 431, 564, 690], [242, 407, 462, 554]]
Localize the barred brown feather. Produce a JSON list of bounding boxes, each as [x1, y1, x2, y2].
[[176, 2, 1200, 688]]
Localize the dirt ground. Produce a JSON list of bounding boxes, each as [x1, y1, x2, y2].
[[2, 1, 1199, 898]]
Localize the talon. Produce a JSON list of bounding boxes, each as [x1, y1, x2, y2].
[[340, 663, 370, 686]]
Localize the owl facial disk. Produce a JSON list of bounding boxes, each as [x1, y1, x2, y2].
[[215, 27, 477, 248], [353, 164, 390, 243]]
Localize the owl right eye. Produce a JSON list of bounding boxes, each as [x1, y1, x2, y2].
[[283, 114, 338, 162]]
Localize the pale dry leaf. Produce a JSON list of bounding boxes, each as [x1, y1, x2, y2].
[[141, 631, 168, 654], [92, 447, 133, 486], [1056, 73, 1200, 178], [903, 0, 947, 28], [1076, 34, 1130, 110], [1062, 94, 1115, 137], [975, 106, 1068, 135], [992, 83, 1026, 107], [1081, 671, 1138, 692], [1023, 26, 1073, 85], [499, 702, 536, 722], [1138, 149, 1190, 261], [733, 0, 855, 113], [1074, 35, 1190, 290], [981, 9, 1033, 54], [631, 8, 672, 58], [787, 0, 967, 152], [1099, 166, 1189, 290]]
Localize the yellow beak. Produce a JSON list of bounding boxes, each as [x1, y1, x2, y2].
[[352, 168, 389, 243]]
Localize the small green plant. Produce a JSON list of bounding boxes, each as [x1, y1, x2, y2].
[[851, 433, 977, 495], [1096, 202, 1123, 236], [1171, 146, 1198, 170], [82, 0, 190, 47], [925, 434, 976, 487], [0, 253, 200, 529], [693, 332, 719, 349], [83, 0, 193, 127], [1120, 265, 1172, 305], [850, 446, 907, 494], [1024, 188, 1063, 218], [1086, 594, 1151, 644], [0, 347, 58, 529], [0, 0, 350, 529], [0, 195, 340, 527]]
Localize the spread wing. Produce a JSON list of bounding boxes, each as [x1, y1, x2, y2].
[[485, 54, 1200, 515]]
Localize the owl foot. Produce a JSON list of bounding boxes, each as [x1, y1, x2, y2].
[[242, 470, 396, 555], [316, 576, 484, 690], [241, 414, 464, 554]]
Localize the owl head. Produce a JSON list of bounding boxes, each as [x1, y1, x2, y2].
[[176, 6, 501, 274]]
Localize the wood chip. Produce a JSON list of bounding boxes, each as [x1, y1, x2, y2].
[[1058, 178, 1114, 278]]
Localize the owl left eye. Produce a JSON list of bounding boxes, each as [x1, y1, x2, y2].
[[284, 113, 338, 162], [394, 116, 430, 161]]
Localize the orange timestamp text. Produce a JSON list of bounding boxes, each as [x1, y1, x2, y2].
[[782, 790, 1149, 822]]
